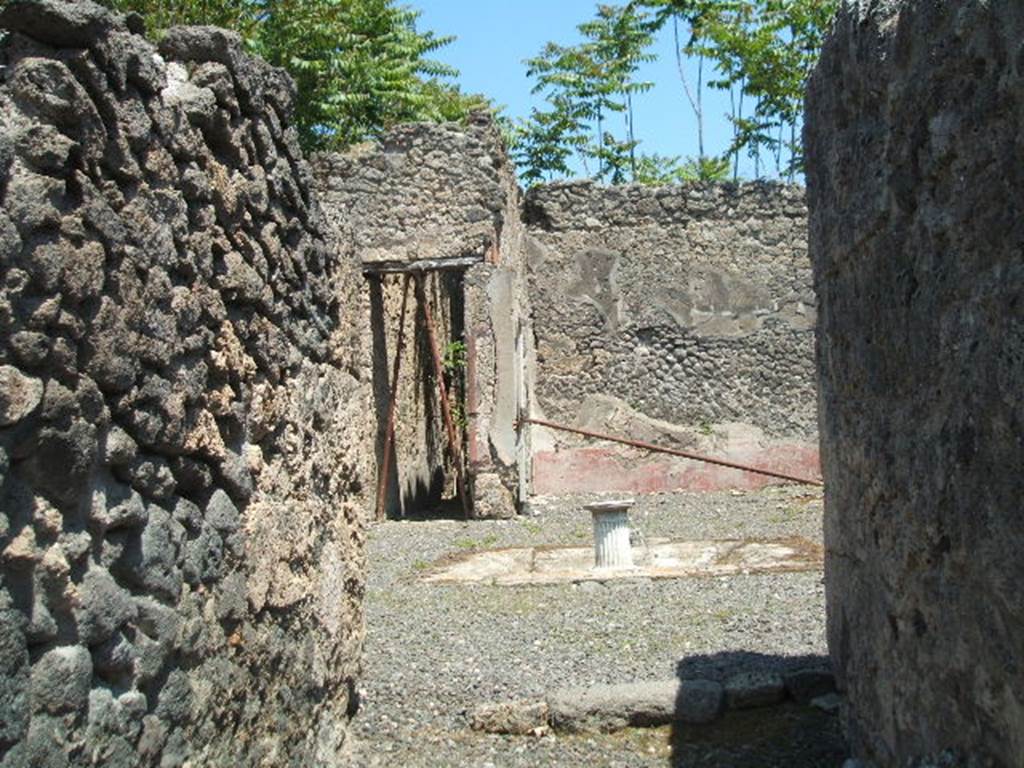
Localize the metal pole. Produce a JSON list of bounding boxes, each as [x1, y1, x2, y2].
[[519, 416, 823, 488], [415, 274, 472, 519], [374, 275, 411, 521]]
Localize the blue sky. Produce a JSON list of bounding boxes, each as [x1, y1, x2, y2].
[[415, 0, 768, 180]]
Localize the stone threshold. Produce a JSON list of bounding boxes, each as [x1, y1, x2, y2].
[[470, 668, 839, 735]]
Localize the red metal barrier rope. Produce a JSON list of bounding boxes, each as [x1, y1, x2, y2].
[[517, 416, 824, 488]]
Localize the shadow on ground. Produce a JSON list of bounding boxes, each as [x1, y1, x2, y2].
[[670, 651, 847, 768], [391, 496, 469, 522]]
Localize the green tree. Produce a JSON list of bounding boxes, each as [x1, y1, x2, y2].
[[511, 101, 586, 186], [631, 0, 718, 168], [517, 3, 658, 185], [622, 0, 836, 181], [688, 0, 836, 179], [87, 0, 257, 37], [634, 152, 728, 184], [254, 0, 468, 149], [100, 0, 486, 151], [579, 4, 658, 178]]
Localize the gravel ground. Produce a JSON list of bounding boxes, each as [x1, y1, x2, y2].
[[346, 486, 847, 767]]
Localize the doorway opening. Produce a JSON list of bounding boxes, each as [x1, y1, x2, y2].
[[368, 263, 470, 521]]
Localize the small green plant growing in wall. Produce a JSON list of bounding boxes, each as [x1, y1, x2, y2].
[[443, 339, 468, 428], [442, 340, 467, 372], [449, 400, 468, 430]]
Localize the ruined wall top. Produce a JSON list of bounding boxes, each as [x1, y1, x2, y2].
[[524, 180, 807, 232], [312, 116, 516, 267]]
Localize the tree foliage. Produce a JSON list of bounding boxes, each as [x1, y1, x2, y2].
[[513, 4, 657, 185], [637, 0, 718, 165], [633, 152, 729, 184], [101, 0, 487, 151], [636, 0, 836, 180], [696, 0, 835, 178], [518, 0, 836, 185], [103, 0, 259, 36]]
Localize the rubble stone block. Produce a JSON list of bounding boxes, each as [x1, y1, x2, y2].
[[470, 700, 549, 735], [724, 671, 786, 710], [30, 646, 92, 715]]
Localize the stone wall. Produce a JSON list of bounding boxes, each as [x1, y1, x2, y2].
[[312, 128, 819, 508], [0, 2, 370, 765], [314, 117, 511, 269], [314, 118, 534, 518], [523, 182, 818, 494], [806, 1, 1024, 765]]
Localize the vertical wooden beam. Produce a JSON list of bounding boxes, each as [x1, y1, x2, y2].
[[374, 275, 411, 521], [415, 273, 471, 519]]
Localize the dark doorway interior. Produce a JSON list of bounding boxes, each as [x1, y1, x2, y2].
[[368, 267, 469, 520]]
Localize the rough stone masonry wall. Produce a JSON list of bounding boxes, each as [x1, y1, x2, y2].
[[524, 182, 818, 495], [0, 2, 370, 765], [806, 1, 1024, 765], [315, 118, 533, 518]]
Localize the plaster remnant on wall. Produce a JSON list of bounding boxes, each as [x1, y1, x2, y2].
[[524, 181, 817, 494], [567, 248, 623, 332]]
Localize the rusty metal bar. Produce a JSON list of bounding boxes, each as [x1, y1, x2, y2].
[[374, 275, 411, 521], [464, 327, 481, 470], [519, 417, 824, 488], [415, 274, 472, 519]]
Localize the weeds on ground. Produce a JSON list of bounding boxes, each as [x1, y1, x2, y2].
[[769, 507, 802, 524], [453, 533, 499, 550], [522, 521, 542, 536]]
